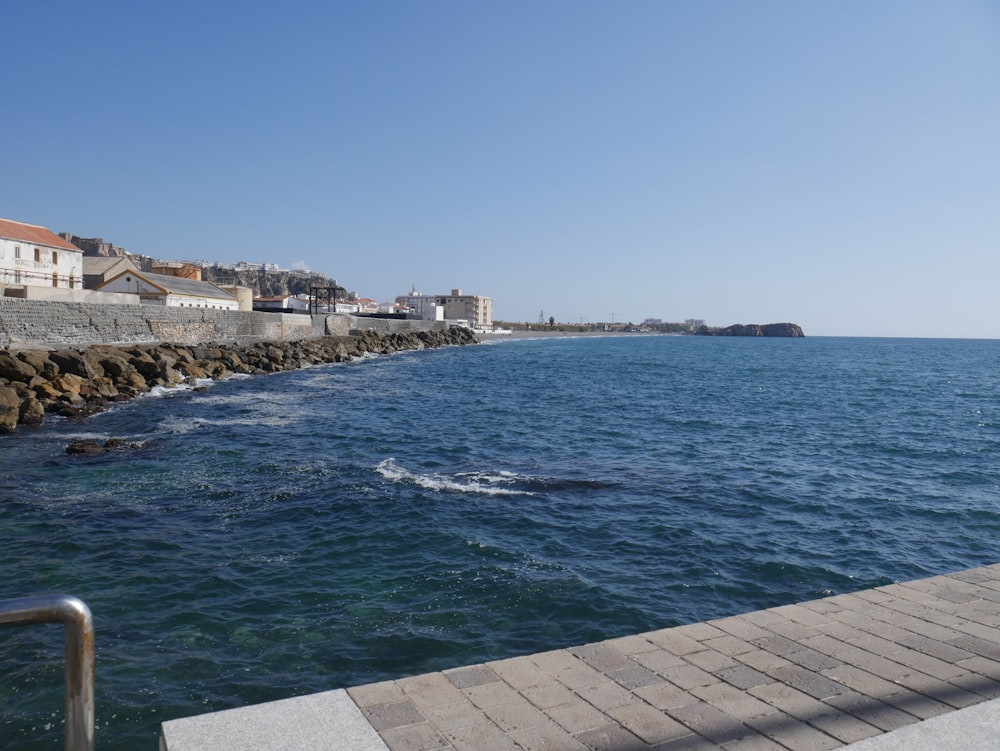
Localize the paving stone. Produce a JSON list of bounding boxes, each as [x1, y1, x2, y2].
[[380, 722, 451, 751], [363, 700, 427, 731], [575, 678, 642, 711], [683, 649, 738, 673], [890, 671, 985, 709], [524, 683, 580, 710], [533, 650, 586, 674], [717, 733, 787, 750], [489, 656, 557, 691], [661, 664, 719, 691], [689, 682, 774, 720], [709, 615, 773, 641], [825, 692, 918, 732], [608, 666, 666, 689], [744, 709, 842, 751], [675, 623, 727, 642], [875, 644, 969, 681], [446, 665, 501, 689], [702, 635, 756, 657], [350, 681, 408, 708], [763, 619, 818, 641], [398, 673, 466, 709], [948, 634, 1000, 661], [951, 673, 1000, 699], [441, 717, 520, 751], [633, 649, 688, 673], [546, 701, 611, 733], [508, 718, 588, 751], [735, 649, 795, 674], [956, 654, 1000, 680], [571, 643, 634, 672], [747, 682, 834, 721], [650, 734, 718, 750], [572, 722, 648, 751], [634, 682, 699, 711], [606, 701, 690, 745], [768, 666, 851, 700], [665, 701, 757, 745], [645, 629, 706, 656], [807, 708, 882, 744], [464, 679, 521, 709], [880, 690, 953, 720], [483, 694, 549, 733], [423, 700, 484, 733], [604, 635, 660, 656], [819, 663, 902, 696], [769, 603, 832, 628], [716, 665, 772, 690]]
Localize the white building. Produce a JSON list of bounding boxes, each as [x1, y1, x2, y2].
[[436, 288, 492, 329], [96, 269, 239, 309], [0, 218, 84, 290], [395, 291, 444, 321], [253, 295, 311, 313]]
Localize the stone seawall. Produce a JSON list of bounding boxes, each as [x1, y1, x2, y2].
[[0, 298, 325, 349], [0, 328, 478, 433]]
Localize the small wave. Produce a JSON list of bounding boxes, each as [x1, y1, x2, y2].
[[375, 459, 532, 497], [140, 378, 217, 399]]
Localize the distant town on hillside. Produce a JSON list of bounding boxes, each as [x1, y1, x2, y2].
[[0, 217, 766, 335]]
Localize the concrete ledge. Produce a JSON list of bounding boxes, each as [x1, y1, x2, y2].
[[159, 689, 388, 751], [843, 696, 1000, 750]]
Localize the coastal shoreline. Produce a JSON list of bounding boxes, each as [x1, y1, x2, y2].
[[0, 328, 477, 434]]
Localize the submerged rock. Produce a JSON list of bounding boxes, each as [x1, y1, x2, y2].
[[65, 438, 149, 455]]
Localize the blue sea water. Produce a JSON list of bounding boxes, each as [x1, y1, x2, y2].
[[2, 335, 1000, 749]]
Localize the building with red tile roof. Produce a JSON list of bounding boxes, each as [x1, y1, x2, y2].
[[0, 217, 84, 290]]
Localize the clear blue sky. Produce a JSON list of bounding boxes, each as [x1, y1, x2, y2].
[[3, 1, 998, 336]]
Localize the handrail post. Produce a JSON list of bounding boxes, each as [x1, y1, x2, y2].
[[0, 594, 95, 751]]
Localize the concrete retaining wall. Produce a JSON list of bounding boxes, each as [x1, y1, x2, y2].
[[335, 315, 449, 335], [0, 299, 456, 350], [0, 298, 323, 349]]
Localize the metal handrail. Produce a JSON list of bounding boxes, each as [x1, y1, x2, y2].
[[0, 595, 95, 751]]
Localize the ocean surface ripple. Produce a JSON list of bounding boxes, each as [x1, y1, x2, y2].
[[2, 335, 999, 749]]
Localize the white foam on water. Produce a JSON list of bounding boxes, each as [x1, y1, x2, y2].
[[375, 458, 533, 497]]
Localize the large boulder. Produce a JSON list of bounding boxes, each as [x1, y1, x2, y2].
[[0, 385, 20, 433], [16, 350, 56, 378], [18, 397, 45, 425], [0, 351, 37, 382], [48, 349, 105, 379]]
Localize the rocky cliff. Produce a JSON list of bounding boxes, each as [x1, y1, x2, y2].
[[696, 323, 805, 337], [199, 266, 346, 299], [62, 234, 346, 298]]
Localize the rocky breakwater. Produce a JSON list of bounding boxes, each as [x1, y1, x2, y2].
[[0, 327, 477, 433]]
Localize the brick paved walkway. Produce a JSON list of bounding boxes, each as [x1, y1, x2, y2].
[[345, 564, 1000, 750]]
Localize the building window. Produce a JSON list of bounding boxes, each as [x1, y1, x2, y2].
[[52, 273, 58, 287], [14, 270, 20, 284], [35, 248, 41, 263], [69, 276, 76, 289], [13, 246, 20, 259], [52, 251, 58, 264]]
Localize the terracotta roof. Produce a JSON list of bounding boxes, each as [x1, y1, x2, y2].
[[0, 218, 81, 252]]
